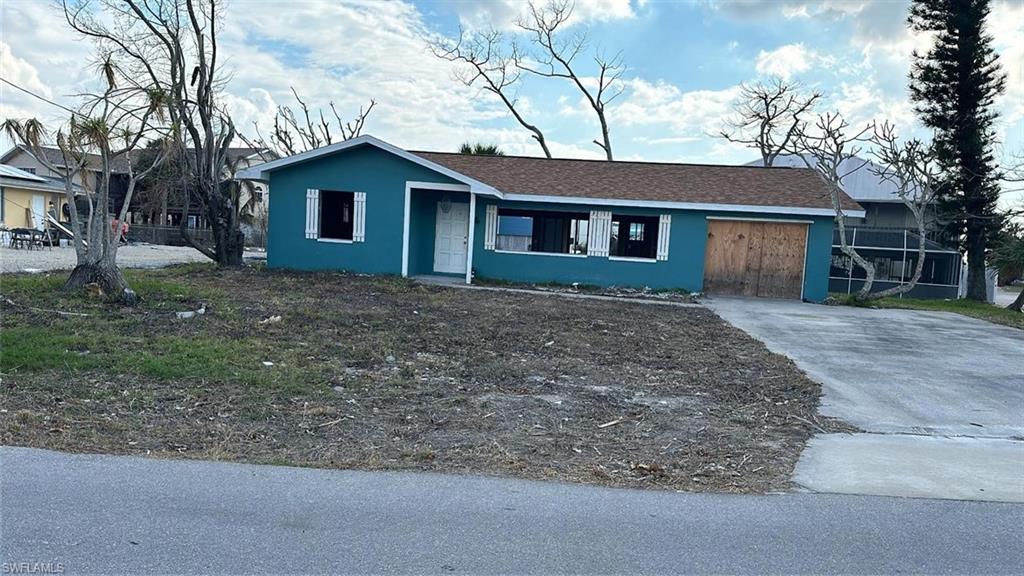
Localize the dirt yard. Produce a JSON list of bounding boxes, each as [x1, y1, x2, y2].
[[0, 265, 849, 493]]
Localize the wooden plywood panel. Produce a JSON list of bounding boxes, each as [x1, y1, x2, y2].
[[704, 220, 751, 295], [742, 223, 765, 297], [755, 223, 807, 299], [704, 220, 808, 299]]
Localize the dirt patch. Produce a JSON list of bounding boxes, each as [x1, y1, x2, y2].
[[475, 277, 699, 304], [0, 266, 852, 493]]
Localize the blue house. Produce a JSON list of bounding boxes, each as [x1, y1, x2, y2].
[[238, 136, 863, 301]]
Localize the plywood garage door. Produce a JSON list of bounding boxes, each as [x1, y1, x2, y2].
[[703, 219, 808, 299]]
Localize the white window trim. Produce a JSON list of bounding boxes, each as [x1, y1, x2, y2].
[[608, 256, 658, 263], [588, 210, 611, 258], [353, 191, 366, 242], [656, 214, 671, 261], [494, 249, 587, 259], [305, 188, 319, 239], [484, 204, 498, 251], [311, 189, 365, 243]]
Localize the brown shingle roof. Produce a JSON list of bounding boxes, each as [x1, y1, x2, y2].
[[414, 152, 861, 212]]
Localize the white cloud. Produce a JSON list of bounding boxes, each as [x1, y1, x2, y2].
[[990, 0, 1024, 126], [754, 43, 833, 80], [0, 42, 52, 100], [611, 78, 741, 136], [455, 0, 636, 31]]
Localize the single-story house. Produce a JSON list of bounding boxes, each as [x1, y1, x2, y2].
[[0, 164, 79, 231], [238, 135, 863, 301]]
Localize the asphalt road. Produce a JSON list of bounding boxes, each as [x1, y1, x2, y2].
[[3, 448, 1023, 575]]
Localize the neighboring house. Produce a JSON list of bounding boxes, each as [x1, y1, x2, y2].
[[239, 135, 864, 302], [748, 154, 962, 299], [1, 145, 269, 244], [0, 165, 81, 231]]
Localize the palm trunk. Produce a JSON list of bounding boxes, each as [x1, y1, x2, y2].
[[1007, 287, 1024, 313]]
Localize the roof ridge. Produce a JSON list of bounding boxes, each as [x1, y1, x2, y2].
[[411, 150, 814, 171]]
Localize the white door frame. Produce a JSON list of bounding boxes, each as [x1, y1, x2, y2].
[[402, 181, 476, 283], [31, 194, 46, 230], [432, 201, 470, 275]]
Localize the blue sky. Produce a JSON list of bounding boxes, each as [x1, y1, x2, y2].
[[1, 0, 1022, 206]]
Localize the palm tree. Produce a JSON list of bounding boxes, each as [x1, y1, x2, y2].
[[458, 142, 505, 156], [992, 232, 1024, 312]]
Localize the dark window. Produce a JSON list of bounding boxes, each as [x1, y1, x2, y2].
[[496, 208, 589, 254], [18, 167, 36, 175], [320, 190, 354, 240], [610, 215, 659, 259]]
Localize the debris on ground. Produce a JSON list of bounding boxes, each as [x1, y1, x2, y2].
[[0, 267, 853, 494]]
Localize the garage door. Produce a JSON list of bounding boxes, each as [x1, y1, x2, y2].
[[703, 219, 808, 299]]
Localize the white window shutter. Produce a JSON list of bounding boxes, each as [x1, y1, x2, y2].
[[588, 210, 611, 257], [305, 188, 319, 239], [353, 192, 366, 242], [484, 204, 498, 250], [657, 214, 671, 261]]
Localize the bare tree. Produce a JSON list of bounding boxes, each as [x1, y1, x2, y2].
[[246, 88, 376, 158], [3, 58, 170, 302], [514, 0, 624, 160], [63, 0, 244, 266], [718, 77, 821, 167], [428, 28, 552, 158], [792, 112, 879, 299], [866, 122, 945, 299]]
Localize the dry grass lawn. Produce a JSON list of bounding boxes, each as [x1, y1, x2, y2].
[[0, 264, 850, 493]]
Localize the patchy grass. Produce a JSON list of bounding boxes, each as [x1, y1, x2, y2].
[[0, 265, 845, 493], [832, 293, 1023, 330]]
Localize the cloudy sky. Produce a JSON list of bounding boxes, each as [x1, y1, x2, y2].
[[1, 0, 1022, 205]]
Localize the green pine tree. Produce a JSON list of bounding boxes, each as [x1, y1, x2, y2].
[[908, 0, 1007, 301]]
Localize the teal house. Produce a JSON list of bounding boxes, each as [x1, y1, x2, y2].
[[238, 136, 863, 301]]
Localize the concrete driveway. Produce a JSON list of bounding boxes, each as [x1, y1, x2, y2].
[[707, 297, 1024, 502]]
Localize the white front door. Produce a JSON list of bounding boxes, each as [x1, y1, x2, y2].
[[433, 202, 469, 274], [31, 195, 46, 230]]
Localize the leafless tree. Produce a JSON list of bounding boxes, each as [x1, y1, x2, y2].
[[514, 0, 624, 160], [246, 88, 376, 158], [718, 77, 821, 167], [866, 122, 945, 299], [428, 28, 552, 158], [1003, 149, 1024, 184], [3, 58, 171, 302], [792, 112, 879, 299], [63, 0, 244, 266]]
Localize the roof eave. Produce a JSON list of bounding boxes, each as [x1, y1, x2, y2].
[[499, 192, 858, 218]]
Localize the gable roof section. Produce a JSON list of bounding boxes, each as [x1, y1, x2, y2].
[[2, 145, 269, 175], [747, 153, 909, 204], [235, 135, 501, 197], [417, 152, 861, 215]]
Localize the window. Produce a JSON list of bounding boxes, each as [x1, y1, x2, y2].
[[320, 190, 355, 240], [610, 215, 659, 259], [18, 167, 36, 175], [495, 208, 589, 255]]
